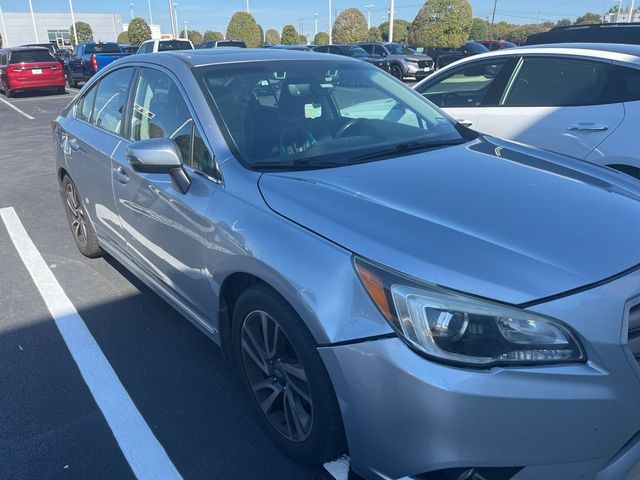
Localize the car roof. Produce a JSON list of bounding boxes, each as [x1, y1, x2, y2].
[[5, 46, 50, 52], [451, 42, 640, 66], [123, 48, 343, 67]]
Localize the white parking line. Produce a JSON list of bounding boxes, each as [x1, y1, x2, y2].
[[0, 96, 35, 120], [0, 207, 182, 480], [324, 455, 351, 479]]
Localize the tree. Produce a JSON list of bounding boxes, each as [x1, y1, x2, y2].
[[265, 29, 280, 44], [556, 18, 572, 27], [574, 12, 602, 24], [332, 8, 369, 44], [70, 21, 93, 46], [203, 30, 223, 42], [470, 17, 489, 40], [226, 11, 262, 48], [367, 26, 382, 42], [314, 32, 330, 45], [187, 30, 203, 45], [281, 25, 299, 45], [127, 17, 151, 46], [379, 19, 410, 42], [0, 33, 3, 49], [408, 0, 473, 48], [299, 34, 308, 44], [257, 24, 264, 46], [117, 31, 129, 43]]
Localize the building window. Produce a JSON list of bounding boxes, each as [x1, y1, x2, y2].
[[48, 29, 72, 48]]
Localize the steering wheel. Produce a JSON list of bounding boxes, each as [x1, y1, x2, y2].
[[279, 126, 317, 155], [335, 117, 367, 138]]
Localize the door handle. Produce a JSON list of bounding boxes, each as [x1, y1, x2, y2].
[[457, 119, 474, 127], [567, 124, 609, 132], [115, 166, 130, 185]]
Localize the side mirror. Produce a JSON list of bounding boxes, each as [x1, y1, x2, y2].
[[126, 138, 191, 194]]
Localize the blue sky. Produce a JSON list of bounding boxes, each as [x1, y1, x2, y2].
[[4, 0, 623, 35]]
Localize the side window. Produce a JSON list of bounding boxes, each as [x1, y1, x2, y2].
[[417, 58, 510, 108], [76, 84, 97, 122], [502, 57, 616, 107], [374, 45, 386, 57], [92, 67, 134, 135], [618, 66, 640, 103], [314, 46, 328, 53], [129, 68, 193, 163], [360, 44, 373, 55], [192, 128, 218, 178]]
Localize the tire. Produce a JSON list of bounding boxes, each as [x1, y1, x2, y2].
[[232, 284, 346, 464], [67, 75, 78, 89], [391, 63, 404, 80], [57, 86, 66, 95], [61, 175, 103, 258], [5, 89, 13, 98]]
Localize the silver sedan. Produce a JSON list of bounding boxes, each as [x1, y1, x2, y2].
[[53, 48, 640, 480]]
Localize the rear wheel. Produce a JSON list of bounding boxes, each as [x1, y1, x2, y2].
[[61, 175, 103, 258], [5, 88, 13, 98], [67, 75, 78, 89], [232, 284, 346, 464]]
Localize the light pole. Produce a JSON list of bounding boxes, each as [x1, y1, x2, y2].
[[167, 0, 175, 37], [630, 0, 636, 22], [130, 3, 134, 20], [69, 0, 78, 46], [28, 0, 38, 42], [365, 4, 374, 29], [328, 0, 332, 44], [388, 0, 395, 42], [173, 3, 179, 39], [0, 5, 9, 47], [314, 13, 318, 36], [183, 20, 188, 40], [246, 0, 250, 13], [489, 0, 498, 40], [147, 0, 153, 24]]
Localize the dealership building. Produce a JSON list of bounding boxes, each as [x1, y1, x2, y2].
[[0, 12, 125, 48]]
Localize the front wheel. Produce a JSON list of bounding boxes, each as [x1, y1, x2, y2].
[[232, 284, 346, 464], [390, 63, 404, 80]]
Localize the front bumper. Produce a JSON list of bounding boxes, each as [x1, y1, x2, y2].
[[320, 268, 640, 480], [405, 63, 434, 77]]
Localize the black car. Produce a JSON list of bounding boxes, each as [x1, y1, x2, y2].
[[526, 22, 640, 45], [358, 42, 434, 80], [198, 40, 247, 49], [427, 40, 488, 70], [312, 44, 390, 72], [21, 41, 66, 67]]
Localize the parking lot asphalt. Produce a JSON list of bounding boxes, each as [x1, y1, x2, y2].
[[0, 89, 345, 479]]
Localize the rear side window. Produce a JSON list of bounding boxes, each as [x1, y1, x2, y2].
[[84, 43, 122, 54], [77, 85, 97, 122], [10, 50, 55, 63], [618, 66, 640, 102], [418, 58, 511, 107], [92, 67, 135, 135], [158, 40, 193, 51], [503, 57, 617, 107]]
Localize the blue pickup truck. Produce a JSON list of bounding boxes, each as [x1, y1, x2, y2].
[[65, 42, 131, 87]]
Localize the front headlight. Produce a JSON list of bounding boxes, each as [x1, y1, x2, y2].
[[354, 257, 585, 367]]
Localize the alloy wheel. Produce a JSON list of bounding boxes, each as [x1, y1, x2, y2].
[[240, 310, 313, 443], [65, 181, 88, 247]]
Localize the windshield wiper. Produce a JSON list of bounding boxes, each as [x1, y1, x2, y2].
[[250, 158, 345, 171], [349, 138, 469, 163]]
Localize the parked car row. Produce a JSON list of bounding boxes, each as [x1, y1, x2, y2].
[[0, 46, 65, 97], [53, 46, 640, 480]]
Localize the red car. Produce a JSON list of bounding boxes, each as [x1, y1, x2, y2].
[[478, 40, 517, 51], [0, 47, 65, 98]]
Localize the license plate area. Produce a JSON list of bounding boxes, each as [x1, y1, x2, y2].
[[31, 69, 42, 75]]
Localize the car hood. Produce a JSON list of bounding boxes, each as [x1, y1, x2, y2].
[[258, 136, 640, 305], [403, 54, 433, 62]]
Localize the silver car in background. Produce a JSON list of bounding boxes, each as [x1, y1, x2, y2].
[[53, 49, 640, 480]]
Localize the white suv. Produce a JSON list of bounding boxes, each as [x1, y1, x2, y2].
[[136, 39, 194, 54]]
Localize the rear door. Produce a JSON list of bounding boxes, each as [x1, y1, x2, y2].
[[476, 55, 624, 159], [415, 56, 517, 129], [111, 66, 220, 322], [63, 67, 136, 248]]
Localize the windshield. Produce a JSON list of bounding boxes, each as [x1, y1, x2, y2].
[[465, 42, 489, 54], [385, 44, 416, 55], [84, 43, 122, 54], [10, 49, 56, 63], [217, 41, 247, 48], [196, 60, 466, 170], [159, 40, 193, 51], [342, 46, 369, 58]]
